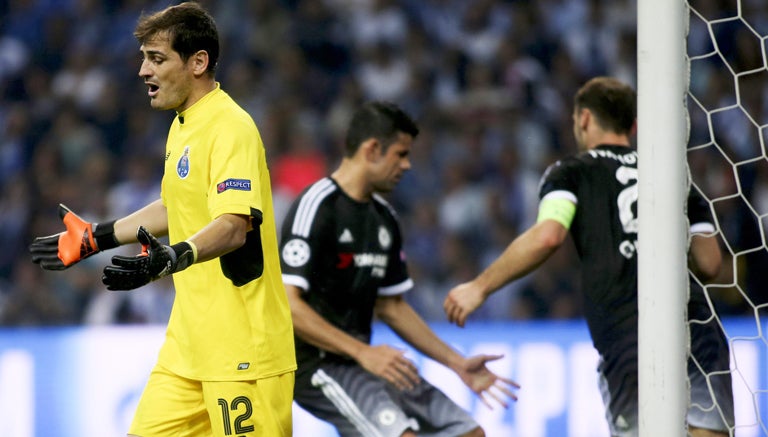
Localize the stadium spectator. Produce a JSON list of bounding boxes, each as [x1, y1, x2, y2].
[[0, 0, 762, 326]]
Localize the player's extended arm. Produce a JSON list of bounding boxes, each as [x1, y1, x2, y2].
[[443, 219, 568, 327], [111, 199, 169, 244], [284, 284, 421, 391], [688, 233, 722, 283], [183, 213, 250, 263], [102, 213, 249, 290], [376, 295, 520, 408]]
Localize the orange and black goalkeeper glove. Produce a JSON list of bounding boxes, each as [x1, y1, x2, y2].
[[30, 204, 119, 270]]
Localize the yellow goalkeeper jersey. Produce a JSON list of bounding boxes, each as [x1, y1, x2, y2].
[[159, 84, 296, 381]]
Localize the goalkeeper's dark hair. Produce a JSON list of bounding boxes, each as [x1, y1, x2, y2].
[[574, 77, 636, 135], [344, 101, 419, 157], [134, 1, 219, 75]]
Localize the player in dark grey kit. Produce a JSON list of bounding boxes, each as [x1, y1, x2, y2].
[[279, 101, 519, 437], [443, 77, 733, 437]]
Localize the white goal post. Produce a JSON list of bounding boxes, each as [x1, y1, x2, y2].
[[639, 1, 768, 435], [637, 0, 689, 436]]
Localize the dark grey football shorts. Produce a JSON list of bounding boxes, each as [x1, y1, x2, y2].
[[294, 361, 480, 437], [687, 317, 734, 433], [598, 319, 734, 436]]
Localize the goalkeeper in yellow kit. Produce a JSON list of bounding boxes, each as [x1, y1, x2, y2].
[[29, 2, 296, 436]]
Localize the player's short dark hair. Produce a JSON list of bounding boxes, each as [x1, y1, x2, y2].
[[344, 101, 419, 157], [574, 77, 636, 135], [134, 1, 219, 74]]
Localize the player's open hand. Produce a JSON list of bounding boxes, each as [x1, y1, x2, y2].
[[456, 354, 520, 409], [358, 344, 420, 391], [443, 281, 487, 327], [102, 226, 194, 291], [30, 204, 102, 270]]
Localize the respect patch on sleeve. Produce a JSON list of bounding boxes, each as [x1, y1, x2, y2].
[[217, 178, 252, 193]]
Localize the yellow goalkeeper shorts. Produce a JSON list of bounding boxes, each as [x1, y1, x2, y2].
[[129, 364, 294, 437]]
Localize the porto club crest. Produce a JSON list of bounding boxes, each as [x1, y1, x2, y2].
[[177, 146, 190, 179]]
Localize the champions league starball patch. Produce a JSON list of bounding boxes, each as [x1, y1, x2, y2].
[[177, 146, 191, 179], [216, 178, 252, 193], [282, 239, 310, 267]]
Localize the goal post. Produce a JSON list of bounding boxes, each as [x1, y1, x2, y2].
[[637, 0, 689, 436]]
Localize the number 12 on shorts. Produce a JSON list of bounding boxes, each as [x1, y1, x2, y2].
[[217, 397, 254, 435]]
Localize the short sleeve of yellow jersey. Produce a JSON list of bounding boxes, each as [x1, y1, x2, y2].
[[206, 117, 266, 220]]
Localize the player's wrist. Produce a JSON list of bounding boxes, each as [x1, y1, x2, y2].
[[93, 220, 120, 251], [472, 276, 493, 299], [347, 341, 368, 363], [444, 353, 466, 374], [169, 240, 197, 273]]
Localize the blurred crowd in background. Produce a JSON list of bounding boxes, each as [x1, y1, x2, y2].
[[0, 0, 766, 326]]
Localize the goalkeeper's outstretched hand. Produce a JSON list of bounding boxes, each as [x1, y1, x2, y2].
[[30, 204, 116, 270], [102, 226, 195, 291]]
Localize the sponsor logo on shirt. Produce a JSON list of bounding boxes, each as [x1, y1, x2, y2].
[[352, 253, 388, 268], [336, 253, 354, 268], [336, 252, 388, 278], [217, 178, 252, 193]]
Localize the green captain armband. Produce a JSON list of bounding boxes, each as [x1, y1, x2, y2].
[[536, 197, 576, 229]]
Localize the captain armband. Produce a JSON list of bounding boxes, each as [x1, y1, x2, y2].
[[536, 197, 576, 230]]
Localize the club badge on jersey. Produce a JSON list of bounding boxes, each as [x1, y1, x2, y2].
[[177, 146, 190, 179], [378, 226, 391, 250]]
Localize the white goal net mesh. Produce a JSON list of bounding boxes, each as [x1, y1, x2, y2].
[[687, 1, 767, 435]]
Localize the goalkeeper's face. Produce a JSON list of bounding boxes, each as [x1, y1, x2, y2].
[[138, 34, 195, 112]]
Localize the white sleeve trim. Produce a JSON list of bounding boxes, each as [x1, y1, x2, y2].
[[541, 189, 578, 205], [690, 222, 716, 235], [378, 278, 414, 296], [282, 274, 310, 291]]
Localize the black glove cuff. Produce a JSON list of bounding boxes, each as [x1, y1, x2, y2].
[[170, 241, 196, 272], [93, 220, 119, 251]]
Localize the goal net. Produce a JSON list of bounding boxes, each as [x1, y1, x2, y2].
[[639, 0, 767, 436], [686, 0, 767, 436]]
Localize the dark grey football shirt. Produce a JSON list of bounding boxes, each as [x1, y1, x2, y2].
[[279, 177, 413, 370], [538, 144, 714, 353]]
